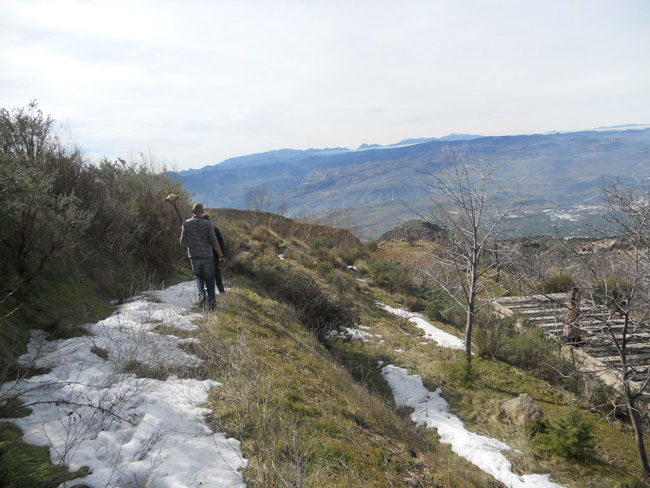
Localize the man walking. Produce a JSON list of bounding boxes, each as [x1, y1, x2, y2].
[[180, 203, 225, 310], [201, 214, 227, 294]]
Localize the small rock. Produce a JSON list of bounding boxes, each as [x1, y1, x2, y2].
[[501, 393, 545, 428]]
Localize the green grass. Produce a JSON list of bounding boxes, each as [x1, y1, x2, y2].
[[0, 423, 89, 488], [194, 282, 498, 487], [3, 214, 650, 487], [333, 265, 650, 487]]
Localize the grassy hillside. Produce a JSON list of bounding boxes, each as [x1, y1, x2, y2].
[[3, 206, 650, 486], [193, 210, 648, 486]]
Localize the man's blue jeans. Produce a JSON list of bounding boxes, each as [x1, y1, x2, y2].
[[190, 257, 216, 308]]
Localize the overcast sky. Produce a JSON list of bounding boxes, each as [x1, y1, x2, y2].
[[2, 0, 649, 171]]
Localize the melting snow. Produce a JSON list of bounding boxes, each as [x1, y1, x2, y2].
[[0, 281, 247, 488], [382, 365, 564, 488], [330, 327, 381, 342], [377, 302, 465, 350]]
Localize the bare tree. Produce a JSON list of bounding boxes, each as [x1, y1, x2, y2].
[[425, 149, 520, 368], [568, 181, 650, 472], [276, 200, 288, 217], [245, 187, 272, 213]]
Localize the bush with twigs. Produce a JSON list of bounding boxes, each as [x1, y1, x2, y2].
[[253, 258, 358, 342]]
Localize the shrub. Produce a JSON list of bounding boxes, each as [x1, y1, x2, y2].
[[250, 226, 283, 247], [0, 103, 188, 304], [422, 285, 465, 329], [0, 104, 86, 289], [330, 270, 355, 296], [474, 315, 516, 360], [543, 274, 574, 294], [253, 259, 358, 341], [336, 246, 365, 266], [367, 260, 413, 294], [353, 259, 369, 275], [229, 252, 255, 276], [592, 278, 633, 312], [316, 261, 334, 274], [473, 317, 580, 389], [499, 326, 582, 390], [309, 236, 333, 250], [402, 295, 423, 312], [503, 327, 562, 376], [365, 241, 379, 253], [324, 248, 343, 266], [538, 403, 595, 460]]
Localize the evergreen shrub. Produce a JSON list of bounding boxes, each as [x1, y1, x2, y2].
[[367, 261, 413, 294], [538, 403, 595, 460], [543, 274, 575, 293], [316, 261, 334, 274], [309, 236, 333, 250]]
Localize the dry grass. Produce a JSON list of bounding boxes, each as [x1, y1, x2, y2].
[[193, 285, 493, 487], [345, 283, 650, 487]]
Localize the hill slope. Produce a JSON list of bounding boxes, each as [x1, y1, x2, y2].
[[173, 128, 650, 239], [3, 210, 649, 487]]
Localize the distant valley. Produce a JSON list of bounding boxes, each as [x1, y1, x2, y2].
[[172, 128, 650, 240]]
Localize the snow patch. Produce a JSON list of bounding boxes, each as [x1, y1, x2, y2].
[[381, 365, 564, 488], [330, 327, 381, 342], [377, 302, 465, 350], [1, 281, 246, 488]]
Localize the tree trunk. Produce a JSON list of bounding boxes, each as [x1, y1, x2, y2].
[[465, 299, 475, 366], [465, 259, 477, 367], [628, 397, 650, 472], [494, 241, 501, 283]]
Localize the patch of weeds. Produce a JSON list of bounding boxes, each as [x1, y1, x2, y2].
[[90, 346, 109, 360], [253, 258, 358, 342], [448, 359, 479, 388], [0, 423, 88, 488], [120, 360, 170, 380], [0, 398, 31, 419]]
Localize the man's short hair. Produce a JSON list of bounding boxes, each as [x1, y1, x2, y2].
[[192, 203, 204, 214]]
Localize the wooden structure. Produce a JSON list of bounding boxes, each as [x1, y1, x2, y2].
[[493, 294, 650, 389]]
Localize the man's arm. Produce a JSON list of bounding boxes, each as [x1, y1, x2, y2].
[[214, 226, 226, 254], [206, 222, 224, 257], [180, 222, 187, 246]]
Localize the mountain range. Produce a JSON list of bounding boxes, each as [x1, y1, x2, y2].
[[171, 128, 650, 240]]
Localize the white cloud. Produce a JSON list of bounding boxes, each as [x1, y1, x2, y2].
[[1, 0, 649, 169]]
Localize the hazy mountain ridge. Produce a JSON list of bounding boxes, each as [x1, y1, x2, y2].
[[173, 128, 650, 239]]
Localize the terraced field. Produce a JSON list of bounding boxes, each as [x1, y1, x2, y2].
[[493, 294, 650, 389]]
